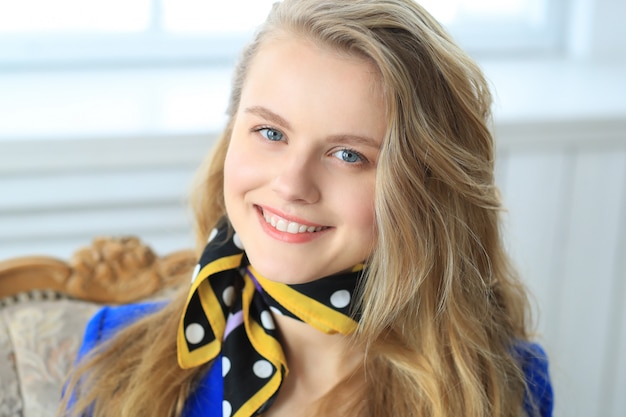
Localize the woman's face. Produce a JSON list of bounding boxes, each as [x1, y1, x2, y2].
[[223, 35, 386, 284]]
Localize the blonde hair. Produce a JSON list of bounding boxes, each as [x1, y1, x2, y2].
[[59, 1, 536, 416]]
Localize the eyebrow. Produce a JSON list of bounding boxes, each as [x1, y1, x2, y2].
[[327, 134, 381, 150], [244, 106, 292, 131], [244, 105, 381, 149]]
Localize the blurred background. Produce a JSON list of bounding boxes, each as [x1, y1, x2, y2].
[[0, 1, 624, 415]]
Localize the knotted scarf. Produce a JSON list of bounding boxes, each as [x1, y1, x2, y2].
[[177, 218, 364, 417]]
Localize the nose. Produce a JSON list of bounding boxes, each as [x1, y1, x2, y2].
[[270, 153, 321, 204]]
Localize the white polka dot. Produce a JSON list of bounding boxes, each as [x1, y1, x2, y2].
[[330, 290, 351, 308], [208, 228, 218, 242], [185, 323, 205, 344], [253, 360, 273, 379], [190, 263, 201, 283], [233, 233, 244, 249], [222, 400, 232, 417], [260, 310, 275, 330], [222, 286, 235, 307], [270, 306, 283, 316], [222, 356, 231, 377]]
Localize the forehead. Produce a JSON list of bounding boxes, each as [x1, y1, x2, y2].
[[239, 34, 386, 139], [249, 33, 381, 90]]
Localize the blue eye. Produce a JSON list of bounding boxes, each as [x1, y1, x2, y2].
[[258, 128, 284, 141], [333, 149, 363, 164]]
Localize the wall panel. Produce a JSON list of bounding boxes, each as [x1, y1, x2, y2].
[[498, 151, 572, 337], [552, 150, 626, 416]]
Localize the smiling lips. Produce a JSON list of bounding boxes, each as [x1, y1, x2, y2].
[[260, 208, 328, 234]]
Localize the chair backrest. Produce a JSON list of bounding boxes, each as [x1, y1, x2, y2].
[[0, 236, 196, 303]]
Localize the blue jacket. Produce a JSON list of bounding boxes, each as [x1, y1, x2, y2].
[[78, 303, 554, 416]]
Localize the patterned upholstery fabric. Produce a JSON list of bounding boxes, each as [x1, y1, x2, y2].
[[0, 292, 99, 417]]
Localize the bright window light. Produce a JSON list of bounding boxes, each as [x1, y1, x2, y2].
[[416, 0, 544, 24], [0, 0, 151, 33], [0, 0, 561, 67], [162, 0, 276, 33]]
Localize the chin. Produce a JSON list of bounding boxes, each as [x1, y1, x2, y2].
[[247, 256, 322, 285]]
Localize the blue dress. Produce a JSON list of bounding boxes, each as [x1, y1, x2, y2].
[[77, 304, 554, 417]]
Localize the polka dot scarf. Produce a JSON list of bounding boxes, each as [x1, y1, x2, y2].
[[177, 218, 364, 417]]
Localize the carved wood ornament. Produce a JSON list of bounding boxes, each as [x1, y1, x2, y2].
[[0, 237, 196, 304]]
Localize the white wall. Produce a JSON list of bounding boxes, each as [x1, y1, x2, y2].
[[488, 1, 626, 412], [0, 135, 203, 258], [495, 119, 626, 417]]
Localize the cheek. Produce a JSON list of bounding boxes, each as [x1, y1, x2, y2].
[[224, 140, 251, 190], [223, 142, 249, 211], [356, 198, 376, 239], [344, 192, 377, 263], [355, 192, 377, 259], [336, 179, 377, 236]]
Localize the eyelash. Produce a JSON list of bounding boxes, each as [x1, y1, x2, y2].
[[332, 148, 367, 165], [254, 127, 284, 142], [252, 126, 369, 166]]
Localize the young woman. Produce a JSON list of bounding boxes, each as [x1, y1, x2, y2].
[[60, 1, 553, 416]]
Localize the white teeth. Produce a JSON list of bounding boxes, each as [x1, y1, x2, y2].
[[262, 210, 324, 234], [276, 219, 288, 232], [287, 222, 300, 234]]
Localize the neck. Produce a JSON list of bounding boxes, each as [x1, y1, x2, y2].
[[264, 313, 364, 416]]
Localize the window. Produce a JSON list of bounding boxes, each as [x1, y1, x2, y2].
[[424, 0, 564, 55], [0, 0, 563, 68]]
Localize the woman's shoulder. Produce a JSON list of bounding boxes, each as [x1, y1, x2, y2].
[[78, 301, 164, 359], [515, 342, 554, 417]]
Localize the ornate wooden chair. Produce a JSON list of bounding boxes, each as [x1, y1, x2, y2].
[[0, 236, 195, 303], [0, 237, 195, 417]]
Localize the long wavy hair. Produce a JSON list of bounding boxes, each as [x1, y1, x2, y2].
[[59, 1, 536, 416]]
